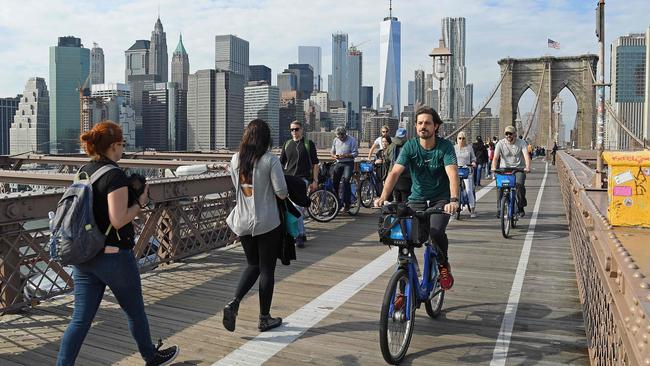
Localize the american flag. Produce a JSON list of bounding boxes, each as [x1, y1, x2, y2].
[[548, 38, 560, 49]]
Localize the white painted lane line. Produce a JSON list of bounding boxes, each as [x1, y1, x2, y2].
[[214, 183, 497, 366], [490, 163, 549, 366]]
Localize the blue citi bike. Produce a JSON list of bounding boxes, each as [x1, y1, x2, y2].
[[455, 165, 475, 220], [308, 161, 360, 222], [359, 160, 382, 208], [494, 167, 524, 238], [377, 202, 449, 364]]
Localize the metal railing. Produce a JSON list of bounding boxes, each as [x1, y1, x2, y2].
[[0, 174, 236, 314], [557, 151, 650, 365]]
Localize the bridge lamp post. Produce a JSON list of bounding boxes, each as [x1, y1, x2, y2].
[[429, 39, 452, 133]]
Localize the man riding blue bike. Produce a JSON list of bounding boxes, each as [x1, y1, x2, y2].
[[374, 107, 459, 291], [491, 125, 531, 218], [331, 126, 358, 213]]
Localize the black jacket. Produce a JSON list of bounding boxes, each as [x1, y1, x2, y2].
[[472, 141, 489, 164]]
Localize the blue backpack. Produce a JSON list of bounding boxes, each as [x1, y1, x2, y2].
[[48, 165, 119, 265]]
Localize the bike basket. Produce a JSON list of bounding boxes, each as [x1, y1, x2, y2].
[[458, 166, 470, 179], [360, 162, 374, 173], [496, 174, 516, 188], [378, 215, 421, 247]]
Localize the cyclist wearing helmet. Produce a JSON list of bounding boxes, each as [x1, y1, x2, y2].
[[331, 126, 358, 213], [375, 107, 459, 290]]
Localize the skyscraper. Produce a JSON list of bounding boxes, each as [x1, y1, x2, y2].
[[91, 83, 136, 147], [299, 46, 322, 91], [250, 65, 272, 85], [361, 86, 373, 109], [607, 33, 647, 150], [440, 17, 467, 122], [245, 83, 280, 144], [49, 36, 89, 153], [143, 82, 185, 151], [215, 70, 245, 149], [10, 78, 49, 154], [1, 96, 21, 155], [187, 69, 216, 151], [171, 34, 190, 90], [90, 43, 105, 85], [347, 46, 362, 129], [287, 63, 314, 99], [125, 40, 150, 80], [331, 32, 348, 102], [215, 35, 250, 82], [277, 71, 297, 95], [414, 69, 425, 107], [407, 81, 414, 106], [149, 17, 168, 82], [379, 3, 401, 117], [464, 83, 474, 117]]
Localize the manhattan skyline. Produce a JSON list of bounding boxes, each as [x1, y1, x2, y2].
[[0, 0, 648, 114]]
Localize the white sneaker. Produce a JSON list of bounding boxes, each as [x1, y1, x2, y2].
[[470, 210, 477, 218]]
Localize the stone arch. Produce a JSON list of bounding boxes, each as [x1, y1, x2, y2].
[[498, 55, 597, 149]]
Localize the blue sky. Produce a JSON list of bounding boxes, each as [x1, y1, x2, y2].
[[0, 0, 648, 126]]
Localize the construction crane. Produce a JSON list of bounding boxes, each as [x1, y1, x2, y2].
[[349, 39, 370, 53]]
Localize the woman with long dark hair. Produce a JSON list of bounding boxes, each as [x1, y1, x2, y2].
[[57, 121, 179, 366], [224, 119, 288, 332]]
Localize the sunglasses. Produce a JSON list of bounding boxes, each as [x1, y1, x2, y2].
[[381, 130, 388, 133], [290, 128, 300, 132], [116, 140, 128, 147], [505, 132, 514, 136], [458, 137, 466, 140]]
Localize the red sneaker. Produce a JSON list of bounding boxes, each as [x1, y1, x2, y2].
[[438, 263, 454, 290], [393, 294, 405, 311]]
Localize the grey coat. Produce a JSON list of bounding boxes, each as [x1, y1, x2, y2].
[[226, 152, 288, 237]]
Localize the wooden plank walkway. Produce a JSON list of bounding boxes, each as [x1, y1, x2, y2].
[[0, 159, 588, 365]]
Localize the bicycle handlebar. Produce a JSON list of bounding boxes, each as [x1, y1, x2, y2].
[[493, 167, 525, 174], [380, 202, 450, 218]]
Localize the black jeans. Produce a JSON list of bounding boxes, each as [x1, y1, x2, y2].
[[332, 161, 354, 205], [409, 200, 451, 265], [496, 172, 527, 212], [235, 225, 282, 316]]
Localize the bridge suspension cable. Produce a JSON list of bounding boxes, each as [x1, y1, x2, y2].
[[587, 65, 647, 148], [445, 63, 510, 139], [522, 62, 547, 141]]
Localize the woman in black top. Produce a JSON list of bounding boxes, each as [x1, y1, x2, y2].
[[57, 121, 179, 366]]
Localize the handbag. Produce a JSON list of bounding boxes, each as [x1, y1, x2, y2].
[[284, 206, 301, 238]]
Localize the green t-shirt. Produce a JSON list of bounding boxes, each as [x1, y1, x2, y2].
[[395, 137, 457, 202]]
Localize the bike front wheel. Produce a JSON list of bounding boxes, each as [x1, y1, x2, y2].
[[379, 268, 416, 365], [308, 189, 339, 222], [359, 178, 375, 208], [500, 194, 511, 238], [425, 261, 445, 318]]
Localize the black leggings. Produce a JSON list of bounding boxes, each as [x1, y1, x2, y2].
[[409, 200, 451, 265], [234, 225, 282, 316]]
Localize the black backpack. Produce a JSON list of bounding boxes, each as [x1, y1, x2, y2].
[[48, 165, 119, 265]]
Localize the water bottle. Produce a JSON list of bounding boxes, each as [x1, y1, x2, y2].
[[48, 211, 55, 231]]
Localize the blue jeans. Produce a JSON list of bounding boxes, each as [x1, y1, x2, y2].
[[332, 162, 354, 205], [474, 164, 483, 186], [57, 249, 155, 365]]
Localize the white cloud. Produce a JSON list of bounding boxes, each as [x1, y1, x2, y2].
[[0, 0, 648, 117]]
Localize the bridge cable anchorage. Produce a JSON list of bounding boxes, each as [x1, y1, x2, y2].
[[587, 65, 646, 148], [445, 63, 510, 139], [522, 62, 547, 141]]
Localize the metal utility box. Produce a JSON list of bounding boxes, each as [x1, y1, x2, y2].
[[602, 151, 650, 227]]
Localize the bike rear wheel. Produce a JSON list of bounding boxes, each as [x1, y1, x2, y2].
[[360, 178, 374, 208], [379, 268, 415, 365], [500, 194, 511, 238], [308, 189, 339, 222], [339, 177, 361, 216]]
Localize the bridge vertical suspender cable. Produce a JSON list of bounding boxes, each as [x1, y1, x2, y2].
[[445, 63, 510, 139], [522, 62, 547, 140], [587, 65, 647, 148]]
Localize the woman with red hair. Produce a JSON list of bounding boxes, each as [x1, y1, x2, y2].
[[57, 121, 179, 366]]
